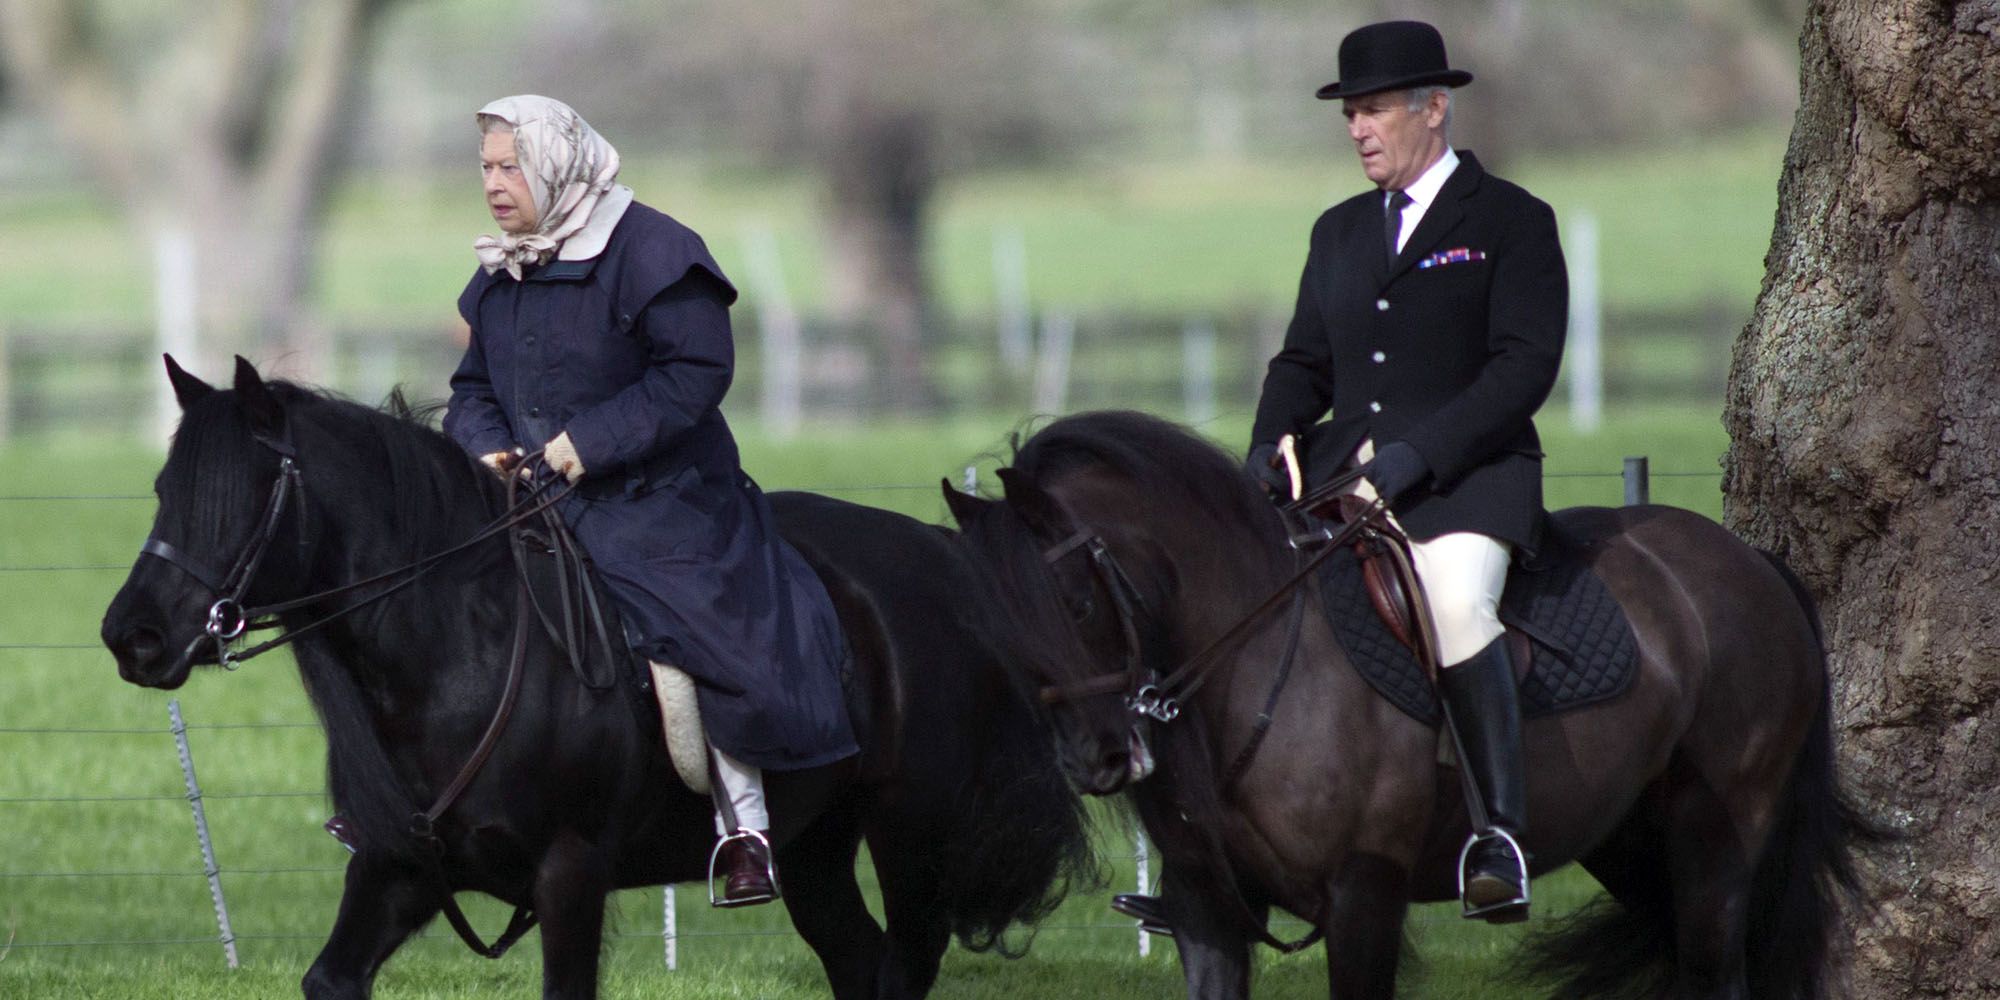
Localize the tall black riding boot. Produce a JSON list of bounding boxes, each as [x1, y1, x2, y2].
[[1438, 636, 1529, 922]]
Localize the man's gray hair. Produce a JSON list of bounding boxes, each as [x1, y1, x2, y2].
[[1405, 86, 1453, 132]]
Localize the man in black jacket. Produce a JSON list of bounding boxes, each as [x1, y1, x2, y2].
[[1111, 18, 1562, 936], [1254, 19, 1567, 922]]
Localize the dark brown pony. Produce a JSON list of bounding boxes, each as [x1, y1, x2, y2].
[[945, 410, 1886, 1000]]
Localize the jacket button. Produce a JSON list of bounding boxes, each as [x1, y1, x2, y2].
[[1372, 351, 1386, 363], [1369, 401, 1383, 413], [1375, 298, 1390, 311], [529, 406, 541, 417]]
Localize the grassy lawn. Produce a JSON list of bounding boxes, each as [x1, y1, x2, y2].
[[0, 403, 1726, 997]]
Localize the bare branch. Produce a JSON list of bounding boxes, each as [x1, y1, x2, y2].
[[254, 0, 391, 222]]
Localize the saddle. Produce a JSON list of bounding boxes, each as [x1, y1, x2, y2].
[[1290, 493, 1638, 726], [1298, 492, 1438, 668]]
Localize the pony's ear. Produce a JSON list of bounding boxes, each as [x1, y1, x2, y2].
[[996, 467, 1074, 537], [163, 354, 214, 409], [941, 478, 995, 529], [231, 356, 288, 446]]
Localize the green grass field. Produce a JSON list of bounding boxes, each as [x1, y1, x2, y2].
[[0, 405, 1726, 998]]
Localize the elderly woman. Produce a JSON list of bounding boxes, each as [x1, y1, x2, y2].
[[442, 95, 856, 907]]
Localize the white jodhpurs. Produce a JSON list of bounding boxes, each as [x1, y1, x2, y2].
[[711, 748, 769, 835], [1347, 440, 1512, 666]]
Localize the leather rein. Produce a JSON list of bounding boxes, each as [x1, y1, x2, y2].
[[1034, 484, 1387, 725], [138, 434, 588, 959]]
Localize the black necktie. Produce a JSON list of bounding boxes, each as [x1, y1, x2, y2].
[[1384, 190, 1412, 266]]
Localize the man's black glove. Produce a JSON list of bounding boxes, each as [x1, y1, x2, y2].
[[1362, 441, 1429, 505], [1244, 442, 1289, 496]]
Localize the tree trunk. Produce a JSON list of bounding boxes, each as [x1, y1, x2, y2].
[[1723, 2, 2000, 996], [818, 106, 940, 413]]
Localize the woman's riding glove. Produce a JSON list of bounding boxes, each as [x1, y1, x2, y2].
[[544, 432, 586, 484]]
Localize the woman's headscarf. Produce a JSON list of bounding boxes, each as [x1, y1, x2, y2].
[[473, 95, 634, 280]]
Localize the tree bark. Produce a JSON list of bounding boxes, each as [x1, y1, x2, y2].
[[1724, 2, 2000, 996]]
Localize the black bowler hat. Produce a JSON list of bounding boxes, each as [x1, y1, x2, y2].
[[1315, 20, 1473, 101]]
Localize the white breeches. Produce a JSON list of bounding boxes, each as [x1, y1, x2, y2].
[[711, 748, 769, 835], [1348, 440, 1511, 666]]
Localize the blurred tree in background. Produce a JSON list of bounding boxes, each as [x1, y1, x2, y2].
[[0, 0, 1803, 411], [0, 0, 403, 374]]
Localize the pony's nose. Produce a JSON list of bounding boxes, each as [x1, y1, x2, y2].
[[1094, 744, 1132, 786], [106, 621, 165, 672]]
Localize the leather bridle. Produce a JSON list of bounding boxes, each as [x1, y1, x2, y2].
[[1032, 497, 1386, 726], [140, 433, 572, 673]]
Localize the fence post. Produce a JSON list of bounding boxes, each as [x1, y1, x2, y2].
[[153, 227, 199, 448], [169, 699, 239, 969], [662, 885, 678, 971], [993, 226, 1031, 376], [962, 466, 978, 495], [1134, 827, 1152, 958], [1623, 456, 1650, 506], [1032, 311, 1074, 415], [1567, 211, 1602, 433], [1182, 318, 1216, 426], [741, 224, 802, 439]]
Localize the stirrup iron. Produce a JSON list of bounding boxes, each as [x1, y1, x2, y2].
[[1455, 827, 1530, 920], [707, 828, 779, 908]]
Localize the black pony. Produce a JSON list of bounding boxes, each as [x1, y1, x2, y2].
[[101, 358, 1095, 1000], [946, 410, 1887, 1000]]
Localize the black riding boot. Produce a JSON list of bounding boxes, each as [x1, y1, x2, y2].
[[1438, 636, 1529, 922]]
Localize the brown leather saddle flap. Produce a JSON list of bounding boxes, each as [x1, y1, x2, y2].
[[1306, 493, 1530, 682]]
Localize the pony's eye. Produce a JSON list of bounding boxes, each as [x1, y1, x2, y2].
[[1065, 594, 1095, 622]]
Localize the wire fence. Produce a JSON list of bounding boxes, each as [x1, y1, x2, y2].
[[2, 461, 1721, 969]]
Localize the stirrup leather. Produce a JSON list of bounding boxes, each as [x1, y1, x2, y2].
[[707, 828, 780, 908], [1455, 827, 1530, 920]]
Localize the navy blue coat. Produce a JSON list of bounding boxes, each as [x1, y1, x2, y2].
[[445, 203, 857, 771], [1251, 152, 1567, 550]]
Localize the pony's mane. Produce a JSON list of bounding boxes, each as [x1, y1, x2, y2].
[[286, 380, 504, 544], [1010, 410, 1278, 537]]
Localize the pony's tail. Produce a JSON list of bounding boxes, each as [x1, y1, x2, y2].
[[1742, 550, 1898, 1000], [1521, 550, 1894, 998], [937, 688, 1102, 955]]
